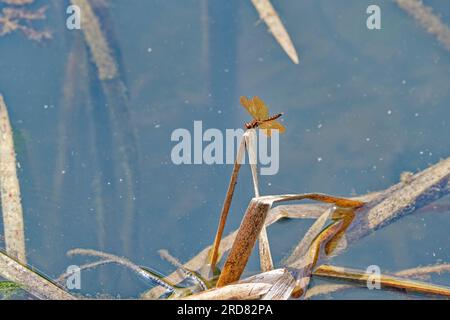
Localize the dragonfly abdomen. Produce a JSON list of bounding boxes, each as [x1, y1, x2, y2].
[[244, 113, 283, 129]]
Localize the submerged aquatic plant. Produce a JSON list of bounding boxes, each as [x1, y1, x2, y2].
[[0, 281, 21, 300], [0, 0, 51, 41]]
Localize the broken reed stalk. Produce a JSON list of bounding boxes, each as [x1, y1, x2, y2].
[[0, 251, 75, 300], [251, 0, 299, 64], [0, 95, 26, 264], [313, 264, 450, 298], [216, 199, 272, 287], [245, 130, 274, 272], [396, 0, 450, 51]]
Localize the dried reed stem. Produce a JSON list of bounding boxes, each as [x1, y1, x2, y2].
[[209, 133, 246, 271], [0, 251, 75, 300], [0, 95, 26, 264]]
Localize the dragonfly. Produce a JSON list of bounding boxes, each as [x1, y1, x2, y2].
[[240, 96, 286, 136]]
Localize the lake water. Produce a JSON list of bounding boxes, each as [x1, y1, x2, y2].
[[0, 0, 449, 299]]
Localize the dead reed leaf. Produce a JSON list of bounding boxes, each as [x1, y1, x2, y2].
[[251, 0, 299, 64]]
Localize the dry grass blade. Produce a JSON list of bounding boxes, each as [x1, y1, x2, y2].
[[258, 226, 273, 272], [0, 94, 26, 264], [263, 193, 365, 207], [266, 203, 328, 223], [184, 268, 291, 300], [244, 129, 273, 272], [306, 263, 450, 298], [245, 129, 259, 197], [289, 219, 345, 298], [0, 251, 75, 300], [313, 264, 450, 298], [261, 269, 296, 300], [251, 0, 299, 64], [183, 282, 272, 300], [283, 206, 334, 266], [158, 249, 207, 291]]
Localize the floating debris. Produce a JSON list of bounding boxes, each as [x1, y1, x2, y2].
[[0, 1, 51, 41]]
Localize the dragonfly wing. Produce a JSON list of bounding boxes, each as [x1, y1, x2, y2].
[[252, 96, 270, 119], [240, 96, 260, 119], [259, 120, 286, 137]]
